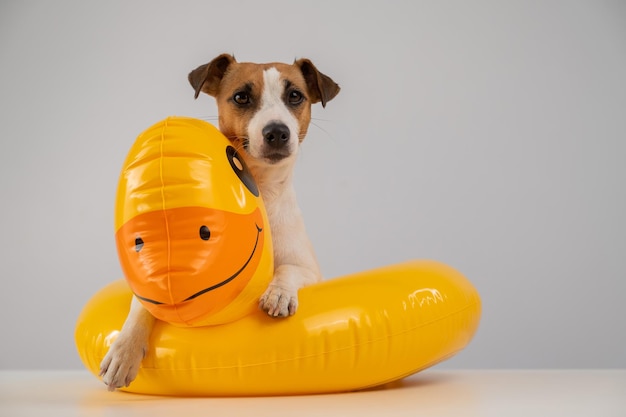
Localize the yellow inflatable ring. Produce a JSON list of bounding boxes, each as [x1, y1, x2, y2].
[[75, 260, 481, 396]]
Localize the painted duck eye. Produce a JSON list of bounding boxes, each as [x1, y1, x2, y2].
[[199, 225, 211, 241], [226, 146, 259, 197], [135, 237, 144, 252]]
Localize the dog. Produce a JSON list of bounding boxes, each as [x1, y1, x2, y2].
[[99, 54, 340, 391]]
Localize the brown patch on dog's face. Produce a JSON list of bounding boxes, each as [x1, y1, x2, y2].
[[214, 63, 265, 149]]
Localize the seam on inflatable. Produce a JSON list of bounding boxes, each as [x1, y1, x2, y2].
[[158, 118, 182, 323]]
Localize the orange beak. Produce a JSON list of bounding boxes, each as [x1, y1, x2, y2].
[[115, 206, 265, 325]]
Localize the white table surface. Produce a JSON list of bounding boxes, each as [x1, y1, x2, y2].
[[1, 370, 624, 417]]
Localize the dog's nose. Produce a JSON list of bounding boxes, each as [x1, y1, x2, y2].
[[262, 122, 290, 147]]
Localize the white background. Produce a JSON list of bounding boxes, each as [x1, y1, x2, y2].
[[1, 0, 624, 369]]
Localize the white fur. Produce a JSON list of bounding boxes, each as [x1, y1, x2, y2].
[[100, 62, 324, 391], [240, 67, 322, 317], [252, 157, 321, 317], [99, 296, 154, 391], [247, 68, 300, 160]]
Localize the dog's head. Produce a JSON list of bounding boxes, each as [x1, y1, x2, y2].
[[189, 54, 340, 166]]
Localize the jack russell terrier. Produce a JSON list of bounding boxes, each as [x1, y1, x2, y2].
[[99, 54, 340, 391]]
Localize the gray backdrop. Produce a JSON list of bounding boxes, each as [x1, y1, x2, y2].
[[1, 0, 624, 370]]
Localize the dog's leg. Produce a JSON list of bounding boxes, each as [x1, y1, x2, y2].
[[259, 195, 322, 317], [260, 263, 319, 317], [99, 296, 155, 391]]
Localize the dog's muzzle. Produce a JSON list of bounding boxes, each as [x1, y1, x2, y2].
[[262, 122, 292, 162]]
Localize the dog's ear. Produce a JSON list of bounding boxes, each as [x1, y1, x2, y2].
[[188, 53, 236, 99], [295, 58, 340, 108]]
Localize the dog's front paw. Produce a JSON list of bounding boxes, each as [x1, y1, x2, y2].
[[98, 335, 146, 391], [259, 284, 298, 317]]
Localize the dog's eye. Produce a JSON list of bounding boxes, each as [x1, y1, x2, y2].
[[287, 90, 304, 105], [135, 236, 144, 252], [233, 92, 250, 105]]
